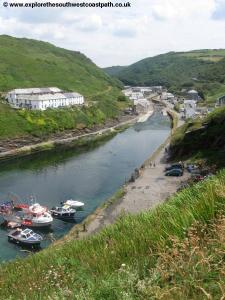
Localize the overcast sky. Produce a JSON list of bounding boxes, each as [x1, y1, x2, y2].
[[1, 0, 225, 67]]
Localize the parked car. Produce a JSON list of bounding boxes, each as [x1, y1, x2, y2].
[[165, 168, 183, 177], [190, 169, 202, 176], [186, 164, 198, 173], [165, 163, 184, 172]]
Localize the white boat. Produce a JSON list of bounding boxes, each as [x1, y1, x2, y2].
[[24, 203, 48, 215], [8, 228, 42, 246], [21, 203, 53, 227], [50, 205, 76, 219], [22, 212, 53, 228], [2, 203, 53, 227], [64, 200, 84, 209]]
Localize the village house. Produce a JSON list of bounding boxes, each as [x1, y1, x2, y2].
[[130, 92, 144, 101], [134, 98, 150, 113], [6, 87, 84, 110], [161, 92, 175, 102], [184, 100, 197, 119], [216, 95, 225, 107], [187, 89, 199, 101], [122, 88, 133, 98]]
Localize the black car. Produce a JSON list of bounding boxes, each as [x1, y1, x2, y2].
[[165, 168, 183, 177], [164, 163, 184, 172]]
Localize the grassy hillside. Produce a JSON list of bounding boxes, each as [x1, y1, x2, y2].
[[0, 169, 225, 299], [103, 65, 126, 76], [0, 88, 120, 139], [105, 49, 225, 103], [170, 106, 225, 165], [0, 35, 121, 95], [0, 35, 127, 139]]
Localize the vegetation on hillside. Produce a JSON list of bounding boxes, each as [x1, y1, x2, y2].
[[0, 35, 122, 94], [0, 169, 225, 299], [104, 49, 225, 103], [0, 35, 128, 139], [0, 87, 122, 139], [103, 65, 127, 76], [170, 106, 225, 165]]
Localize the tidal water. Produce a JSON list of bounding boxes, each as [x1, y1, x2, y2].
[[0, 111, 170, 262]]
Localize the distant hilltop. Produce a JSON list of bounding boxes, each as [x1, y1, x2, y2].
[[103, 49, 225, 104]]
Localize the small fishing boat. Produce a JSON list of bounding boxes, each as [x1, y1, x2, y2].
[[1, 220, 21, 229], [8, 228, 42, 246], [24, 203, 48, 215], [50, 205, 76, 219], [22, 212, 53, 228], [0, 201, 13, 214], [64, 199, 84, 209], [13, 203, 29, 211], [22, 203, 53, 228], [2, 203, 53, 228]]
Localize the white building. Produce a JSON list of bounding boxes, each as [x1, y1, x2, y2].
[[184, 100, 197, 119], [161, 92, 175, 101], [134, 99, 150, 112], [187, 89, 199, 101], [122, 88, 133, 98], [130, 92, 144, 101], [6, 87, 84, 110]]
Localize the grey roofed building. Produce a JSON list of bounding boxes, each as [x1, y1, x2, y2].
[[11, 87, 62, 95], [188, 89, 198, 94], [6, 87, 84, 110], [187, 89, 199, 101], [16, 92, 83, 102]]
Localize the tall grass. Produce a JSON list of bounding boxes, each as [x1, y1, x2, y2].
[[0, 170, 225, 299]]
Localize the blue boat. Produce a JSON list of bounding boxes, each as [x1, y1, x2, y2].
[[7, 228, 43, 247]]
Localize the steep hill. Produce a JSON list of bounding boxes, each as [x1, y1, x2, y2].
[[170, 106, 225, 165], [103, 65, 126, 76], [105, 49, 225, 103], [0, 35, 126, 139], [0, 35, 121, 95]]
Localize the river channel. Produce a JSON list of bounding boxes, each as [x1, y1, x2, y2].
[[0, 111, 171, 261]]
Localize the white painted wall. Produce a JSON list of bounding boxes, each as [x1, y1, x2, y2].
[[6, 92, 84, 110]]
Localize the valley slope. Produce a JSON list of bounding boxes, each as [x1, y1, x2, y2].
[[104, 49, 225, 103], [0, 35, 126, 139]]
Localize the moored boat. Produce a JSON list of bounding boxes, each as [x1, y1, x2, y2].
[[22, 203, 53, 228], [0, 201, 13, 214], [8, 228, 42, 246], [22, 212, 53, 228], [64, 199, 84, 209], [13, 203, 29, 211], [50, 205, 76, 219]]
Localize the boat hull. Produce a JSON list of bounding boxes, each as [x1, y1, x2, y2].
[[8, 236, 41, 246], [51, 212, 75, 219], [22, 221, 52, 228]]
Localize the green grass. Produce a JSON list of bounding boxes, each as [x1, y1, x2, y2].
[[0, 35, 121, 94], [0, 86, 126, 139], [0, 35, 127, 139], [170, 106, 225, 166], [0, 169, 225, 299], [179, 49, 225, 62]]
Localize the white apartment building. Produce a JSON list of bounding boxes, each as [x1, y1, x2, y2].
[[6, 87, 84, 110]]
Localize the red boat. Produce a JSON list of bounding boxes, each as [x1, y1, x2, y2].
[[14, 204, 29, 211]]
